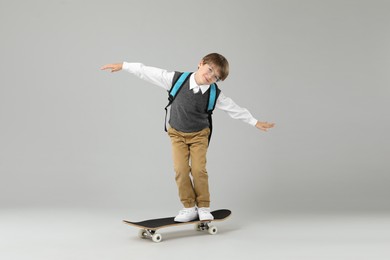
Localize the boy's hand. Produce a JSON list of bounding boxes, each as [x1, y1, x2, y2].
[[100, 63, 123, 72], [255, 121, 275, 132]]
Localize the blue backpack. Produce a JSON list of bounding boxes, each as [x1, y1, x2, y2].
[[164, 72, 220, 144]]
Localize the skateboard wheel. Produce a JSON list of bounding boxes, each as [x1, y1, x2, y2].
[[152, 233, 162, 243], [138, 229, 147, 239], [208, 225, 218, 235]]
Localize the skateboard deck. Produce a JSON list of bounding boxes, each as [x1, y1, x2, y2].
[[123, 209, 231, 242]]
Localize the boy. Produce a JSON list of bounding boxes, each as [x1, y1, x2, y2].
[[101, 53, 274, 222]]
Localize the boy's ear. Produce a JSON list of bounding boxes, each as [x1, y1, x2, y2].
[[198, 60, 205, 69]]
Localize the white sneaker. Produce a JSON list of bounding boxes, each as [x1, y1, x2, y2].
[[174, 207, 198, 222], [198, 207, 214, 221]]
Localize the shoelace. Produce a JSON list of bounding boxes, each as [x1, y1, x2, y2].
[[198, 208, 210, 214], [178, 209, 195, 215]]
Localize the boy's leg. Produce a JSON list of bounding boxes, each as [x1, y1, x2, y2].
[[188, 128, 211, 208], [168, 128, 196, 208]]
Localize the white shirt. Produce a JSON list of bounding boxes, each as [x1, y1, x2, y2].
[[122, 62, 258, 126]]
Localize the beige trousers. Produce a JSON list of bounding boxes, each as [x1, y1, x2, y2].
[[168, 127, 210, 208]]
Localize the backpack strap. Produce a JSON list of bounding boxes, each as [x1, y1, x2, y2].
[[164, 72, 191, 131], [169, 72, 191, 100], [206, 83, 219, 145], [207, 83, 218, 112]]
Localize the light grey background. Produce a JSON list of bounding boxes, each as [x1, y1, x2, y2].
[[1, 0, 389, 214], [1, 1, 390, 260]]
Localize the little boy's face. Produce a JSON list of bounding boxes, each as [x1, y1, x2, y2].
[[196, 61, 221, 85]]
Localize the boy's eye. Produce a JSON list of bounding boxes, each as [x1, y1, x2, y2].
[[206, 65, 221, 82]]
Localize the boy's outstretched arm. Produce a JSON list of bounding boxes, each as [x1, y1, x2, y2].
[[100, 63, 123, 72], [255, 121, 275, 132]]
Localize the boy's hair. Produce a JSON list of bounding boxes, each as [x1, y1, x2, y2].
[[201, 53, 229, 81]]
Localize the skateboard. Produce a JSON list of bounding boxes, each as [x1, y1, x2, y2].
[[123, 209, 231, 243]]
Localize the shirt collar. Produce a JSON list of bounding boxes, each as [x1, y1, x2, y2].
[[189, 73, 210, 94]]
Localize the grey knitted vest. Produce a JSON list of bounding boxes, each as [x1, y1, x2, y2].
[[169, 72, 220, 133]]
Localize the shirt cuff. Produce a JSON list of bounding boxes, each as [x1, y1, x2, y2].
[[249, 118, 258, 126], [122, 62, 138, 72]]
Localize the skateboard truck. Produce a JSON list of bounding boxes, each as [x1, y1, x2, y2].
[[195, 221, 218, 234], [139, 229, 162, 243]]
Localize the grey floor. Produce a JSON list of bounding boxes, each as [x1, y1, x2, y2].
[[1, 208, 389, 260]]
